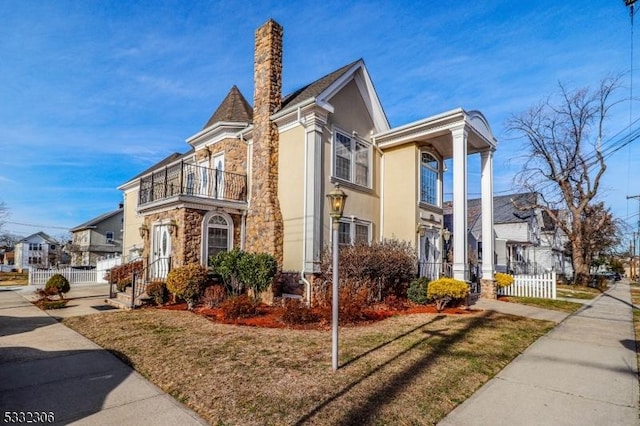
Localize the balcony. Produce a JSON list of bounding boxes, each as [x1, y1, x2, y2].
[[138, 162, 247, 208]]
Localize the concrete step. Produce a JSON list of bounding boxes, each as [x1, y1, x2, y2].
[[104, 297, 133, 311]]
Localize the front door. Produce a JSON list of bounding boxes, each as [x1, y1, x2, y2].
[[151, 224, 171, 279]]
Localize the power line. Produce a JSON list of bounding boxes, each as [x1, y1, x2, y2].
[[5, 221, 70, 231]]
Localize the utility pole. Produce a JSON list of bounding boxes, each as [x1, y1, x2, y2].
[[627, 194, 640, 279]]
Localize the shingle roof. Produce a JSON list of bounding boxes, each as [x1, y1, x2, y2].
[[281, 60, 361, 110], [70, 208, 123, 232], [202, 85, 253, 129], [17, 232, 57, 244]]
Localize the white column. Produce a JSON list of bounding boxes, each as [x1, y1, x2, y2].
[[481, 149, 495, 279], [452, 126, 468, 281], [303, 115, 325, 273]]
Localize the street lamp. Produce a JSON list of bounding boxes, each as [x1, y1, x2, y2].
[[442, 228, 451, 276], [326, 183, 347, 370]]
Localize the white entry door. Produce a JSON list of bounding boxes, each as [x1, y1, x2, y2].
[[151, 224, 171, 279], [419, 229, 441, 280], [212, 153, 224, 199]]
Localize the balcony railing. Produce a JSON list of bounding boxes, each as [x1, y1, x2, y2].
[[138, 162, 247, 206]]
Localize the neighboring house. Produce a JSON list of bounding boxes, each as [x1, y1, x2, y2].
[[444, 193, 572, 276], [14, 232, 59, 272], [118, 19, 499, 299], [69, 206, 124, 267]]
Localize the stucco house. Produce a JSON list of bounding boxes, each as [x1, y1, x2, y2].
[[118, 19, 499, 301], [69, 206, 124, 267], [14, 232, 59, 272]]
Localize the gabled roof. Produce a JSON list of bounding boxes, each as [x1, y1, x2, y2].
[[70, 208, 124, 232], [202, 85, 253, 130], [17, 232, 57, 244], [281, 60, 360, 109]]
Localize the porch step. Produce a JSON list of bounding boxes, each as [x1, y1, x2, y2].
[[105, 297, 133, 311], [107, 289, 152, 310]]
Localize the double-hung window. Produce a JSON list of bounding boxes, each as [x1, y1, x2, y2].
[[420, 152, 439, 205], [334, 130, 371, 187], [337, 219, 371, 246]]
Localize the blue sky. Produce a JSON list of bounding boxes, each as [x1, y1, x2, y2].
[[1, 0, 639, 242]]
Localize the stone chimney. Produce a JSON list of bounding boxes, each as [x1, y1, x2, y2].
[[245, 19, 284, 265]]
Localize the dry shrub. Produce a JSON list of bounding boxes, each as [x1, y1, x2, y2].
[[317, 283, 369, 324], [166, 264, 208, 310], [383, 294, 406, 311], [202, 284, 226, 308], [146, 281, 168, 306], [220, 295, 259, 319], [280, 299, 319, 325], [319, 239, 417, 303], [106, 260, 143, 284]]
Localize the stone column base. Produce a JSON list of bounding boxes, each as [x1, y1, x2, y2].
[[480, 278, 497, 300]]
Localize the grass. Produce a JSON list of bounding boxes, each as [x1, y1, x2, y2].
[[630, 287, 640, 398], [0, 271, 28, 286], [63, 308, 553, 425], [556, 284, 601, 300], [501, 296, 584, 313]]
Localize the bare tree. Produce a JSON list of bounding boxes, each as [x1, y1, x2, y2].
[[507, 77, 621, 285]]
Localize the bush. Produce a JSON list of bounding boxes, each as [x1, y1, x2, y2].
[[237, 252, 277, 300], [45, 274, 70, 299], [166, 264, 208, 310], [39, 299, 68, 310], [202, 284, 226, 308], [384, 294, 406, 311], [317, 284, 369, 324], [220, 295, 259, 319], [209, 249, 244, 295], [116, 278, 131, 292], [427, 278, 469, 312], [319, 239, 417, 303], [146, 281, 168, 306], [495, 272, 514, 288], [105, 260, 143, 284], [407, 277, 430, 305], [281, 299, 319, 325]]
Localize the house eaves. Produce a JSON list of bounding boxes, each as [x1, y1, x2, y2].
[[70, 208, 123, 232]]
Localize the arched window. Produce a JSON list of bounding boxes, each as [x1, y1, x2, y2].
[[420, 152, 439, 205], [204, 213, 232, 265]]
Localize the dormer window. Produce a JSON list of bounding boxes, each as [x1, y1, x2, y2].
[[420, 152, 439, 205]]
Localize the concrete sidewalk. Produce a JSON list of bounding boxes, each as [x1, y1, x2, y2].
[[440, 282, 639, 426], [0, 289, 207, 425]]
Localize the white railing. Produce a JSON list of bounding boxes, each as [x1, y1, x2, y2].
[[96, 255, 123, 283], [28, 267, 98, 287], [498, 271, 557, 300]]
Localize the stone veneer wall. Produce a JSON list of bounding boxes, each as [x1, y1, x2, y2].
[[194, 138, 247, 175], [245, 19, 284, 266]]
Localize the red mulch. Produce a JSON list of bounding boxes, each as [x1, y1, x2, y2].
[[157, 301, 473, 330]]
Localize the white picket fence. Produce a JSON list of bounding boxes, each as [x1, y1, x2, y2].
[[28, 267, 98, 287], [96, 255, 123, 283], [498, 271, 557, 300]]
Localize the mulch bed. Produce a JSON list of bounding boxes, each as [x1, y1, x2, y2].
[[157, 301, 473, 330]]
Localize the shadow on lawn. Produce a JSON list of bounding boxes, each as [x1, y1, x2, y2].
[[295, 310, 497, 425]]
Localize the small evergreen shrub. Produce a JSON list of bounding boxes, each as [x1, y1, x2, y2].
[[40, 299, 68, 309], [166, 264, 208, 310], [202, 284, 226, 308], [45, 274, 70, 299], [495, 272, 514, 288], [281, 299, 319, 325], [407, 277, 431, 305], [427, 278, 469, 312], [146, 281, 168, 306], [220, 295, 259, 319], [237, 252, 277, 300], [116, 278, 131, 292], [209, 248, 244, 295]]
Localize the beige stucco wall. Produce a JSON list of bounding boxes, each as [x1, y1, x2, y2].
[[122, 187, 143, 259], [278, 125, 305, 271], [382, 144, 418, 243], [323, 79, 380, 245]]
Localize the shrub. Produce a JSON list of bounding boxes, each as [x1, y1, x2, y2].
[[407, 277, 431, 305], [45, 274, 70, 299], [427, 278, 469, 312], [39, 299, 68, 310], [105, 260, 143, 284], [281, 299, 319, 325], [237, 252, 277, 300], [317, 284, 369, 324], [319, 239, 418, 303], [495, 272, 514, 288], [202, 284, 226, 308], [209, 249, 244, 295], [166, 264, 208, 310], [220, 295, 259, 319], [384, 294, 406, 311], [146, 281, 168, 306], [116, 278, 131, 292]]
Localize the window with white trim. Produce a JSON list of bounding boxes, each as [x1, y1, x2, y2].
[[106, 232, 114, 242], [337, 218, 371, 246], [420, 152, 439, 205], [29, 243, 42, 251], [333, 130, 371, 187], [206, 214, 231, 263]]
